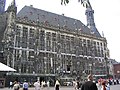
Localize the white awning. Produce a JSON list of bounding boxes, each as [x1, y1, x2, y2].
[[0, 62, 16, 71]]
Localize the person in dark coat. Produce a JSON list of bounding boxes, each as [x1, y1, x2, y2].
[[81, 74, 98, 90], [55, 80, 60, 90]]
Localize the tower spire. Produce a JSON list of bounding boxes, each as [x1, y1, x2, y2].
[[85, 1, 96, 32], [7, 0, 17, 13], [81, 0, 101, 37], [11, 0, 16, 6]]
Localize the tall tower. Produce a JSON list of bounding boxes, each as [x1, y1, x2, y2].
[[7, 0, 17, 13], [84, 0, 101, 37], [4, 0, 17, 68], [0, 0, 6, 13]]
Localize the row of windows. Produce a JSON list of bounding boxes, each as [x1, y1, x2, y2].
[[16, 25, 104, 47], [14, 25, 105, 57]]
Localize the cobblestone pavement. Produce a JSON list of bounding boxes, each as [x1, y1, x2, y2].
[[0, 85, 120, 90], [0, 86, 74, 90]]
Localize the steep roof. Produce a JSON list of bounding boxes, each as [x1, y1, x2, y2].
[[17, 6, 101, 37]]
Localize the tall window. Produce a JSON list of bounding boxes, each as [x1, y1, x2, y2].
[[66, 36, 70, 54], [22, 27, 28, 48], [52, 33, 57, 52], [46, 32, 51, 51], [71, 37, 75, 54], [39, 30, 45, 50], [61, 35, 65, 53], [15, 25, 21, 47]]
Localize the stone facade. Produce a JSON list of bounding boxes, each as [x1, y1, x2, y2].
[[0, 0, 110, 83]]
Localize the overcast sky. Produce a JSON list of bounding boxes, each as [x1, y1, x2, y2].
[[5, 0, 120, 62]]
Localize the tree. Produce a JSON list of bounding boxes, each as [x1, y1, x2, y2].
[[61, 0, 69, 5], [61, 0, 90, 8], [61, 0, 83, 5]]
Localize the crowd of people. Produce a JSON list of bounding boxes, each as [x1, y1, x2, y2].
[[73, 75, 120, 90], [8, 75, 120, 90], [72, 75, 120, 90], [96, 78, 119, 90], [9, 79, 59, 90]]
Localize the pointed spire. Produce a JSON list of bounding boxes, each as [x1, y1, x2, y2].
[[102, 31, 104, 37], [85, 0, 95, 27], [11, 0, 16, 6], [7, 0, 17, 13], [85, 0, 101, 37]]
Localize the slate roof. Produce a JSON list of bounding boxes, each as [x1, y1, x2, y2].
[[17, 6, 101, 37]]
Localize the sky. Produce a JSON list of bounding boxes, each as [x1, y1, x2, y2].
[[5, 0, 120, 62]]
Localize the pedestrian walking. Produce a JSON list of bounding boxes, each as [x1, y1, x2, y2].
[[55, 80, 60, 90], [106, 80, 110, 90], [9, 81, 13, 89], [96, 80, 102, 90], [81, 74, 98, 90], [23, 80, 29, 90], [74, 80, 80, 90], [73, 79, 76, 90], [41, 81, 44, 90], [101, 81, 107, 90], [47, 81, 50, 88], [34, 80, 40, 90], [13, 81, 20, 90]]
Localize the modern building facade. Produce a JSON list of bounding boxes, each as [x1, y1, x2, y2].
[[0, 0, 110, 85]]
